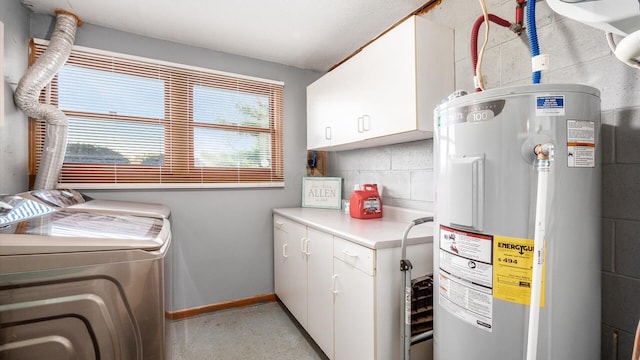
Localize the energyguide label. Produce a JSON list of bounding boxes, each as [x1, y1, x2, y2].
[[493, 236, 546, 306]]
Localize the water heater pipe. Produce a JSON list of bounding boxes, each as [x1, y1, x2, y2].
[[471, 14, 512, 92], [14, 10, 81, 190], [471, 0, 526, 92], [526, 0, 541, 84], [514, 0, 527, 34], [475, 0, 491, 91], [526, 143, 554, 360]]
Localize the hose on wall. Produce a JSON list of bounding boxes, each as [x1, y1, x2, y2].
[[470, 14, 512, 91], [470, 0, 526, 92], [526, 0, 541, 83], [526, 143, 554, 360], [14, 10, 81, 190]]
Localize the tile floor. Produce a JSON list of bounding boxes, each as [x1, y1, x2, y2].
[[168, 301, 329, 360]]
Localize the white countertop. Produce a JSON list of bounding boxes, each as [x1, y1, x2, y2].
[[273, 206, 434, 250]]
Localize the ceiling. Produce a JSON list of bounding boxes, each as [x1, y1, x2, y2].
[[20, 0, 432, 72]]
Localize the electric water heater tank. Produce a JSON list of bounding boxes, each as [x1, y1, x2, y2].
[[433, 84, 601, 359]]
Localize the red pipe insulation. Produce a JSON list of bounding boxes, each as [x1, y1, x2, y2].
[[471, 14, 512, 91]]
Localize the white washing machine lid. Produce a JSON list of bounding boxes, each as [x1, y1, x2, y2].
[[0, 210, 171, 256], [69, 200, 171, 219], [23, 189, 171, 219]]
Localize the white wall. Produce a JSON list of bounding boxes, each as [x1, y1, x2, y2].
[[0, 0, 29, 194], [327, 0, 640, 358], [27, 12, 321, 311]]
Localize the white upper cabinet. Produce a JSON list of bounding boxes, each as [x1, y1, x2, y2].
[[306, 16, 454, 151]]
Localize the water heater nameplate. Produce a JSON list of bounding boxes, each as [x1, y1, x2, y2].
[[536, 95, 565, 116]]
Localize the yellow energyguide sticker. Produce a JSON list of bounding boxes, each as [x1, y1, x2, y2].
[[493, 236, 546, 306]]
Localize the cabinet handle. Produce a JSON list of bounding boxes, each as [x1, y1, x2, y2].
[[325, 126, 332, 140], [342, 249, 359, 259], [282, 243, 288, 258], [304, 238, 311, 256], [275, 221, 284, 229], [300, 237, 309, 255], [357, 116, 364, 133], [362, 114, 370, 131], [332, 274, 339, 294]]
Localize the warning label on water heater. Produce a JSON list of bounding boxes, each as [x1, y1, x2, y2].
[[567, 120, 596, 168], [438, 226, 493, 332]]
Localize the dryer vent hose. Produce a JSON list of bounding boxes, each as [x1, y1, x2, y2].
[[14, 10, 81, 190]]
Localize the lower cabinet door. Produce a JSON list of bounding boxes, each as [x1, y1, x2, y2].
[[273, 216, 290, 307], [287, 220, 309, 329], [307, 228, 334, 359], [333, 258, 375, 360]]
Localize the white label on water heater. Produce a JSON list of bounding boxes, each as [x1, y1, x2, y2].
[[536, 95, 565, 116], [567, 120, 596, 168], [438, 226, 493, 332]]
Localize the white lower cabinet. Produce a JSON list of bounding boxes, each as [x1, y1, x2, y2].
[[273, 216, 290, 312], [274, 214, 433, 360], [273, 216, 334, 358], [333, 239, 375, 360], [306, 228, 334, 357]]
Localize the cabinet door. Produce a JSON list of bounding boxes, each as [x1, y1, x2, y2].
[[357, 16, 418, 139], [307, 75, 337, 150], [287, 220, 309, 328], [333, 258, 375, 360], [273, 216, 290, 306], [307, 55, 365, 150], [274, 217, 308, 327], [306, 228, 334, 359]]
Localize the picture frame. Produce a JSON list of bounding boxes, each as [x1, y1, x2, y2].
[[302, 177, 342, 209]]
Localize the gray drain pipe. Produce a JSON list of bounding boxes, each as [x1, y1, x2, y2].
[[14, 10, 81, 190]]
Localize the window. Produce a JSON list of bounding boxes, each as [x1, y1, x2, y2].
[[30, 40, 284, 188]]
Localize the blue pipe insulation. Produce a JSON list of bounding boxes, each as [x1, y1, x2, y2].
[[527, 0, 541, 84]]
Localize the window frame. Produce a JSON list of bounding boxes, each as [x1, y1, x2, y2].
[[29, 39, 285, 189]]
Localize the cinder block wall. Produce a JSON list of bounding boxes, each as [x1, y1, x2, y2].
[[328, 140, 435, 210], [326, 0, 640, 358]]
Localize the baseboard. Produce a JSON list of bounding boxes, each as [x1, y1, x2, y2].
[[165, 293, 277, 321]]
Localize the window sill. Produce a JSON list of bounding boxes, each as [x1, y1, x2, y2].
[[59, 182, 285, 190]]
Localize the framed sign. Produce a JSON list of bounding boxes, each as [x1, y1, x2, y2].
[[302, 177, 342, 209]]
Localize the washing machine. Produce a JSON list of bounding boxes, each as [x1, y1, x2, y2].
[[19, 189, 171, 219], [0, 194, 172, 360]]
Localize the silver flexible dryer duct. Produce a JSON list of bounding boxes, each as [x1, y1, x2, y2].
[[14, 10, 81, 190]]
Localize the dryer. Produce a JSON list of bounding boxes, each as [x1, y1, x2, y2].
[[0, 195, 171, 360]]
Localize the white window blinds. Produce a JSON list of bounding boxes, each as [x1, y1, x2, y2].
[[30, 39, 284, 189]]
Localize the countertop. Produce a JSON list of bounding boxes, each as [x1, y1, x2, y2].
[[272, 206, 434, 250]]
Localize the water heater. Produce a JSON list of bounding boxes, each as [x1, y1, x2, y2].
[[433, 84, 601, 359]]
